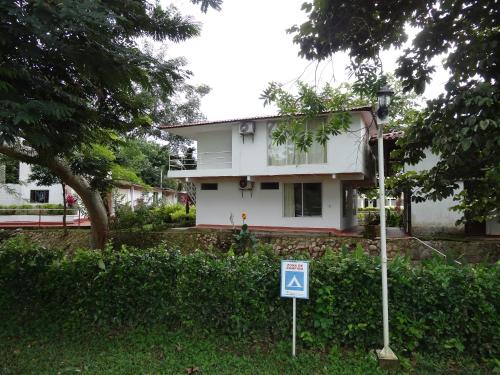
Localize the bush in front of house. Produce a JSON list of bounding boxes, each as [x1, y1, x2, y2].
[[0, 204, 78, 215], [165, 204, 196, 225], [357, 207, 402, 227], [110, 203, 195, 230], [0, 236, 498, 360]]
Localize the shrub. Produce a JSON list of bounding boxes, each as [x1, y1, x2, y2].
[[386, 209, 402, 227], [169, 206, 195, 223], [357, 208, 402, 227], [0, 204, 78, 215], [151, 203, 185, 223], [232, 223, 258, 255], [0, 236, 498, 359], [110, 203, 195, 230]]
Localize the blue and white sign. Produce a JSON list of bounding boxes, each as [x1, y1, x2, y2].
[[280, 260, 309, 299]]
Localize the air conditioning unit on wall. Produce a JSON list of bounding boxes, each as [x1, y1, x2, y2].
[[239, 178, 254, 190], [239, 121, 255, 135]]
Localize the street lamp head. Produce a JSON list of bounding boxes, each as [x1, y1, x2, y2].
[[377, 84, 394, 108], [376, 84, 394, 120]]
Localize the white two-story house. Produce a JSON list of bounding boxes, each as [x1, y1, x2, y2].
[[163, 107, 377, 232]]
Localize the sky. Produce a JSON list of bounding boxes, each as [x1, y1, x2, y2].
[[164, 0, 449, 121]]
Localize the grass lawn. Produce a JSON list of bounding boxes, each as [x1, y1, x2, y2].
[[0, 325, 490, 375]]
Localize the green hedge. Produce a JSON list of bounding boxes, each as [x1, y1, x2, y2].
[[110, 203, 196, 230], [0, 204, 78, 215], [0, 237, 498, 359], [357, 208, 402, 227]]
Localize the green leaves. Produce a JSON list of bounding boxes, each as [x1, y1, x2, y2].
[[97, 259, 106, 271], [290, 0, 500, 223], [0, 0, 210, 163], [261, 82, 359, 150], [0, 237, 498, 359], [262, 76, 419, 154]]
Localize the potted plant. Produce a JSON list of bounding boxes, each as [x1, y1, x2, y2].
[[363, 210, 380, 239]]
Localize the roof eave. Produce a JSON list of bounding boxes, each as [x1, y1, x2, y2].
[[159, 107, 373, 130]]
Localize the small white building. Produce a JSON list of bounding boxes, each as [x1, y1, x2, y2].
[[403, 148, 499, 236], [0, 162, 70, 205], [111, 181, 178, 213], [0, 161, 178, 213], [163, 108, 376, 232]]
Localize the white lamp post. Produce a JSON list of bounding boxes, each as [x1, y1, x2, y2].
[[375, 84, 399, 368]]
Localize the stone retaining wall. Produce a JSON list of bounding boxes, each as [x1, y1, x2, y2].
[[2, 228, 499, 263], [100, 228, 500, 263]]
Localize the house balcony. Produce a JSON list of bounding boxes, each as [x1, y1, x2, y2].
[[167, 151, 233, 178]]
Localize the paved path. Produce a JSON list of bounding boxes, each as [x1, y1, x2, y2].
[[0, 215, 90, 228]]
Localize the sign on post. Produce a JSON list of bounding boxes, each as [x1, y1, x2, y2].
[[280, 260, 309, 357], [281, 260, 309, 299]]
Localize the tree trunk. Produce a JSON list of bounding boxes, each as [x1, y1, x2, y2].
[[48, 162, 108, 249], [0, 146, 109, 249]]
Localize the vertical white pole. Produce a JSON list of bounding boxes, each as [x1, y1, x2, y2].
[[130, 186, 135, 212], [292, 297, 296, 357], [377, 122, 391, 354]]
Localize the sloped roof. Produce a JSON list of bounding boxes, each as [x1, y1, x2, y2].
[[369, 130, 404, 144], [159, 107, 373, 129]]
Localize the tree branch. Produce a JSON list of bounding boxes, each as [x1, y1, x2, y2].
[[0, 144, 42, 165]]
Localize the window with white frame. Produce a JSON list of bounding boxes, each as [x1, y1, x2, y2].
[[267, 122, 326, 166], [283, 183, 322, 217]]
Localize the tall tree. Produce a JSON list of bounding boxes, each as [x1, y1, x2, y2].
[[0, 0, 220, 248], [288, 0, 499, 222], [129, 43, 211, 153], [261, 77, 420, 151], [115, 138, 172, 188]]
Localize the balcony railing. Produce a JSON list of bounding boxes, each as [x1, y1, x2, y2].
[[168, 151, 231, 171]]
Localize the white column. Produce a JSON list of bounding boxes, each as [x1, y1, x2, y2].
[[377, 116, 397, 360], [130, 186, 135, 212]]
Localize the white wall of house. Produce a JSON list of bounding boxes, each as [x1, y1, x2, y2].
[[162, 192, 177, 205], [195, 176, 357, 230], [113, 186, 177, 211], [410, 187, 464, 232], [165, 112, 371, 230], [168, 112, 374, 179], [406, 150, 464, 234], [0, 163, 66, 205], [113, 187, 135, 207], [197, 130, 232, 170], [486, 219, 500, 236], [231, 114, 368, 177]]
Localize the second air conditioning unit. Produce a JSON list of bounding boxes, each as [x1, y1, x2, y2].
[[239, 178, 254, 190]]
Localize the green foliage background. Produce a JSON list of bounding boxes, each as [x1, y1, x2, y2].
[[0, 237, 497, 360]]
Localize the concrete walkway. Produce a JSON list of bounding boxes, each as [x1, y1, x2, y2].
[[0, 215, 90, 228]]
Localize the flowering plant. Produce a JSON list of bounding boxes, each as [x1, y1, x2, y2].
[[66, 194, 77, 207]]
